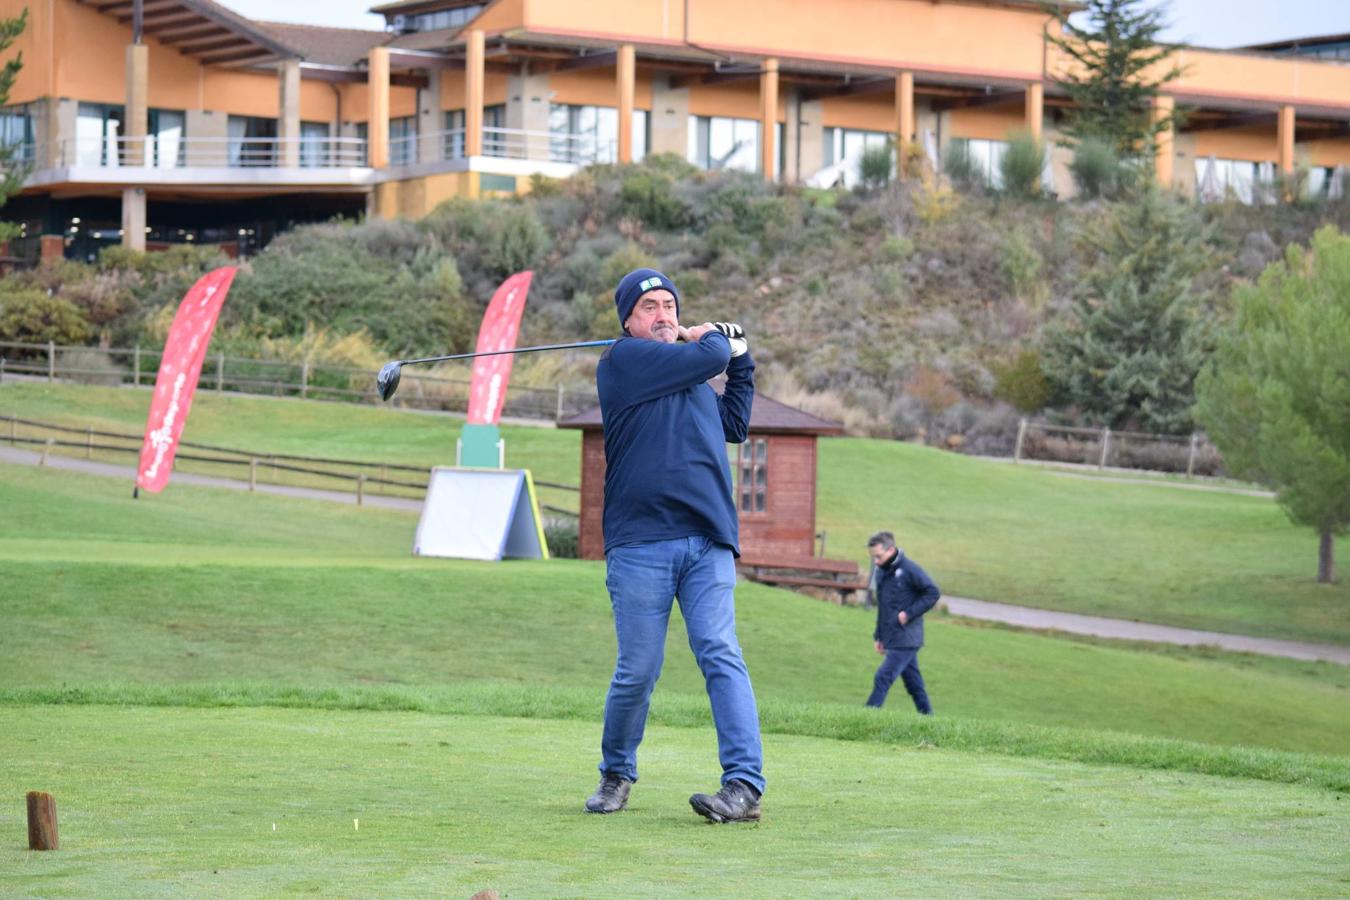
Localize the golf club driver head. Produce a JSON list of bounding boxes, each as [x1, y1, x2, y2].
[[376, 361, 403, 401]]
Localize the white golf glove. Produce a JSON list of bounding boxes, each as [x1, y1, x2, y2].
[[712, 322, 749, 358]]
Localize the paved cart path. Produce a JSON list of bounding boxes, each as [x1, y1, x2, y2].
[[5, 447, 1347, 666]]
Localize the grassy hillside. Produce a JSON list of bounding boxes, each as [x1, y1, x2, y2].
[[4, 464, 1349, 759], [3, 459, 1348, 894], [4, 382, 1347, 645]]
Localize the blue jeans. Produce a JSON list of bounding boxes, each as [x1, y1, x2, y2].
[[599, 536, 764, 795], [866, 647, 932, 714]]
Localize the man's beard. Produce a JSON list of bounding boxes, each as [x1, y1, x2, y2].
[[651, 323, 677, 342]]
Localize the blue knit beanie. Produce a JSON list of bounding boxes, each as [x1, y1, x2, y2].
[[614, 267, 680, 332]]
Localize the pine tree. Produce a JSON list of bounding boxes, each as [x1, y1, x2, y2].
[[1195, 226, 1350, 584], [0, 8, 29, 240], [1042, 189, 1212, 433], [1048, 0, 1182, 161]]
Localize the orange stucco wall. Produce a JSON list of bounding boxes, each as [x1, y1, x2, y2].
[[1165, 48, 1350, 114], [550, 67, 653, 111], [820, 93, 895, 132], [525, 0, 1050, 80], [1191, 126, 1280, 163], [2, 0, 54, 103], [948, 104, 1027, 142]]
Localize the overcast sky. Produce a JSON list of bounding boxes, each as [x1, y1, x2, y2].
[[218, 0, 1350, 50]]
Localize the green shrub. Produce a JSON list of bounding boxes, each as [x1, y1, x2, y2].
[[1069, 137, 1125, 200], [999, 131, 1046, 199], [483, 204, 550, 279], [992, 350, 1052, 412], [859, 141, 895, 190], [57, 347, 126, 386], [943, 141, 983, 191], [543, 516, 579, 558], [0, 286, 91, 345], [618, 165, 690, 230]]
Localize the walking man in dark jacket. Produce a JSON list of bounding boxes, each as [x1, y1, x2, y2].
[[583, 267, 764, 824], [866, 531, 940, 713]]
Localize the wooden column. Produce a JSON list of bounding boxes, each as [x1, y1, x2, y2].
[[759, 57, 779, 181], [1025, 82, 1044, 142], [1153, 94, 1175, 189], [465, 29, 485, 157], [617, 44, 636, 164], [1277, 104, 1296, 175], [895, 71, 914, 178], [367, 47, 390, 169], [277, 58, 301, 168], [124, 43, 148, 166]]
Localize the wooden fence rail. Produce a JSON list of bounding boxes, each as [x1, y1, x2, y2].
[[3, 414, 582, 510]]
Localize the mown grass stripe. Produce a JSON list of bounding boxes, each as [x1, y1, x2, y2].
[[5, 681, 1347, 794]]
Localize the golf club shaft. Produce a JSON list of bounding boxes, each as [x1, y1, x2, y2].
[[398, 339, 616, 368]]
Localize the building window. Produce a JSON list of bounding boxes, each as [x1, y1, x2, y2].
[[738, 437, 768, 514], [548, 104, 649, 164], [390, 115, 417, 165], [77, 102, 124, 166], [1195, 157, 1277, 204], [947, 137, 1054, 192], [822, 126, 890, 185], [227, 115, 277, 166], [688, 115, 759, 173], [148, 108, 185, 168], [0, 103, 34, 165], [396, 4, 484, 33], [299, 121, 331, 167], [444, 109, 465, 159]]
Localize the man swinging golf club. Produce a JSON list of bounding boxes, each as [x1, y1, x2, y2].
[[583, 267, 764, 824]]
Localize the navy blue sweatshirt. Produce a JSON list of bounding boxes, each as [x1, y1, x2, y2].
[[597, 331, 754, 555]]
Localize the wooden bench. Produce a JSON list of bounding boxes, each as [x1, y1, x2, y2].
[[737, 553, 870, 604]]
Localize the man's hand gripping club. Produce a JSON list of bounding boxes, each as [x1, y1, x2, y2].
[[678, 321, 749, 357]]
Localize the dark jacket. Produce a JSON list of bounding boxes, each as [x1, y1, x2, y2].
[[597, 331, 754, 555], [872, 551, 940, 650]]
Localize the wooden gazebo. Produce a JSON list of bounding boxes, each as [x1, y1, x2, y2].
[[559, 387, 864, 598]]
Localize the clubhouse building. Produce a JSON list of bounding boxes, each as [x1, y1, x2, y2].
[[3, 0, 1350, 260]]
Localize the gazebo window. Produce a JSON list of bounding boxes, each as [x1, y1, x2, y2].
[[738, 438, 768, 514]]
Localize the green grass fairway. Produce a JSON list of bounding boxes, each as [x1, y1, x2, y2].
[[2, 707, 1347, 897], [3, 382, 1346, 644], [4, 465, 1350, 759]]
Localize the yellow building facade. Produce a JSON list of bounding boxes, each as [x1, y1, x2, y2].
[[3, 0, 1350, 259]]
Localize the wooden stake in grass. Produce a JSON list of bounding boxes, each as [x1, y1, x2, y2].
[[27, 791, 59, 851]]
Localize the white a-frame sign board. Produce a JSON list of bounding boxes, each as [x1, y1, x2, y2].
[[414, 467, 550, 561]]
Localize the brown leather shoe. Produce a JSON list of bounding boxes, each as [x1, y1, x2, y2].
[[689, 779, 761, 823], [584, 773, 632, 814]]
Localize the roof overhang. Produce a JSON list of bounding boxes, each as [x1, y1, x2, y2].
[[75, 0, 303, 66]]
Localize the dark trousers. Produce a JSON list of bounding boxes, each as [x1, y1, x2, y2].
[[866, 647, 932, 714]]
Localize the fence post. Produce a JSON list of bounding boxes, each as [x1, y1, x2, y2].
[[249, 457, 257, 492], [216, 353, 225, 393], [8, 413, 14, 446], [1187, 433, 1199, 478], [1098, 427, 1111, 470], [356, 473, 365, 506], [133, 344, 140, 386], [47, 341, 55, 382], [556, 384, 565, 422], [1014, 418, 1027, 463], [0, 356, 6, 383], [300, 361, 309, 400], [40, 437, 53, 466], [86, 426, 93, 459]]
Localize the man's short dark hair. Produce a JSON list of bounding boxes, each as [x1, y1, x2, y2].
[[867, 531, 895, 550]]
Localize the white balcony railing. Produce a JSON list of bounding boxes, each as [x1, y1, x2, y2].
[[47, 135, 369, 169], [388, 127, 618, 168]]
